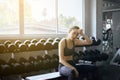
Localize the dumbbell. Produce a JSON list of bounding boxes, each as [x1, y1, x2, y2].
[[19, 57, 28, 73], [44, 41, 52, 50], [89, 50, 100, 62], [0, 44, 6, 54], [28, 43, 36, 51], [24, 62, 34, 73], [0, 59, 7, 75], [95, 39, 101, 46], [54, 38, 61, 42], [93, 49, 102, 61], [7, 44, 16, 53], [35, 42, 44, 50], [4, 40, 11, 52], [19, 43, 27, 52], [78, 51, 85, 60], [13, 63, 24, 74], [4, 40, 11, 48], [73, 52, 81, 63], [103, 32, 108, 41], [90, 37, 101, 46], [28, 56, 36, 62], [39, 39, 46, 44], [8, 58, 17, 65], [8, 58, 24, 74], [52, 54, 59, 69], [0, 64, 12, 76], [42, 54, 52, 69], [0, 59, 6, 65], [19, 57, 34, 73], [14, 40, 22, 49], [83, 50, 95, 61], [36, 56, 44, 70], [7, 58, 17, 74], [52, 41, 59, 49], [100, 53, 109, 61], [31, 39, 38, 43], [46, 38, 54, 43], [23, 40, 31, 48], [0, 65, 2, 75], [28, 56, 37, 71]]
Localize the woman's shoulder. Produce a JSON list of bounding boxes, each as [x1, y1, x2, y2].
[[60, 38, 66, 42]]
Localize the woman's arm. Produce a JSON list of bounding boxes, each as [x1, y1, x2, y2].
[[59, 38, 76, 70], [75, 29, 93, 46]]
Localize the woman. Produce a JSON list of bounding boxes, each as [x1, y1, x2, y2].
[[58, 26, 98, 80]]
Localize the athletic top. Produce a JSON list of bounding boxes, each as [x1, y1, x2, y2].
[[64, 39, 75, 56]]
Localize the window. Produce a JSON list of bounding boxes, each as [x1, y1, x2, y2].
[[58, 0, 83, 33], [24, 0, 57, 34], [0, 0, 83, 35], [0, 0, 19, 34]]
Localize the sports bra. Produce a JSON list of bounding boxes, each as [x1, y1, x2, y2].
[[64, 39, 75, 56]]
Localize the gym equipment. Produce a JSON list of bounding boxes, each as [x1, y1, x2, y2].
[[19, 57, 35, 73], [7, 58, 23, 74], [19, 57, 28, 73], [0, 44, 6, 53], [28, 56, 36, 72], [90, 37, 101, 46], [0, 64, 12, 76], [54, 38, 61, 42], [75, 36, 101, 47], [52, 41, 59, 49], [35, 42, 44, 50], [31, 39, 38, 43], [44, 41, 52, 50], [8, 44, 16, 53], [14, 40, 22, 49], [101, 53, 109, 61], [11, 62, 23, 74], [52, 54, 59, 69], [19, 43, 27, 52], [42, 54, 52, 69], [23, 40, 31, 48], [0, 59, 6, 65], [4, 40, 11, 48], [78, 49, 109, 63], [73, 52, 81, 63], [46, 38, 54, 43], [36, 55, 44, 70], [39, 39, 46, 43], [103, 32, 108, 41], [8, 58, 17, 65], [110, 49, 120, 65], [28, 43, 36, 51]]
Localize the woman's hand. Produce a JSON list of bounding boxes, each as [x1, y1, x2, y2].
[[72, 67, 79, 78], [75, 69, 79, 78]]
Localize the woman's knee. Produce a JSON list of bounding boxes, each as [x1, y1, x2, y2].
[[59, 67, 76, 77]]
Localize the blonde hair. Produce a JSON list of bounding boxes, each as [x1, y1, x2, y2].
[[68, 26, 80, 33]]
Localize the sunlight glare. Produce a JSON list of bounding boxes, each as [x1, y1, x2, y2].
[[26, 0, 56, 21]]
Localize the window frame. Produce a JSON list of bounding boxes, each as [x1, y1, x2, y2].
[[0, 0, 84, 39]]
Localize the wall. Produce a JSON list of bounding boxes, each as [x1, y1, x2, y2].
[[85, 0, 103, 51], [112, 11, 120, 50]]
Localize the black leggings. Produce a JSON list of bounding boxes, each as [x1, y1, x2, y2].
[[58, 61, 98, 80]]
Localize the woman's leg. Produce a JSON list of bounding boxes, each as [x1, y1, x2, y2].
[[59, 66, 76, 80]]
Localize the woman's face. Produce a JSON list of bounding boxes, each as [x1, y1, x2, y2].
[[68, 29, 78, 40]]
